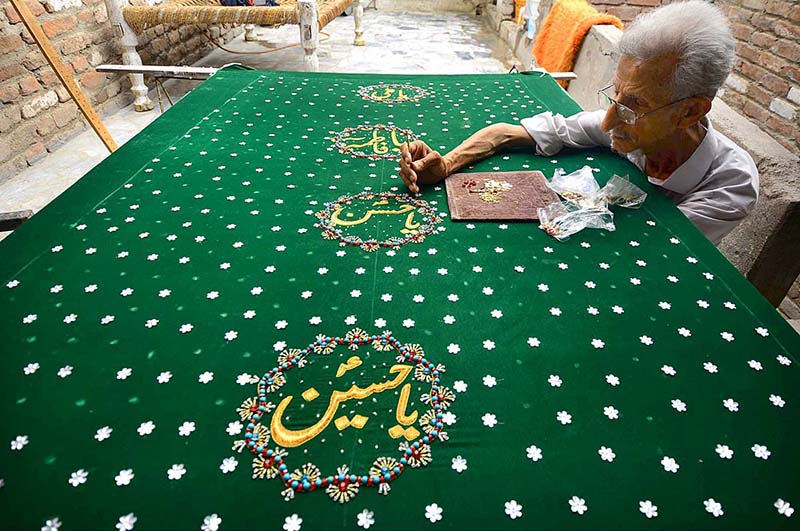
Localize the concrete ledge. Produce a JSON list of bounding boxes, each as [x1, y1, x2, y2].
[[568, 24, 621, 111]]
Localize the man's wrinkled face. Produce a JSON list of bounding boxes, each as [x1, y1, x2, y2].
[[600, 54, 683, 154]]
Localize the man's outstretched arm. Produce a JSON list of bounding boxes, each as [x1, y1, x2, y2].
[[399, 123, 534, 193]]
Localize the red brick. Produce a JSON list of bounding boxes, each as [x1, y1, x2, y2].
[[773, 40, 800, 62], [0, 63, 26, 83], [605, 5, 643, 22], [18, 75, 41, 95], [79, 70, 106, 89], [35, 114, 56, 136], [731, 22, 752, 41], [93, 4, 107, 23], [736, 42, 761, 63], [759, 73, 789, 96], [0, 33, 24, 54], [38, 68, 60, 88], [774, 20, 800, 40], [782, 65, 800, 84], [759, 50, 791, 73], [3, 0, 45, 24], [52, 102, 78, 127], [726, 5, 754, 23], [775, 136, 797, 154], [22, 50, 47, 71], [765, 0, 791, 17], [742, 0, 764, 9], [42, 15, 76, 38], [60, 33, 90, 54], [751, 12, 777, 32], [627, 0, 659, 6], [766, 115, 795, 137], [24, 142, 46, 165], [71, 55, 89, 73], [743, 99, 771, 122], [740, 60, 768, 82], [0, 82, 19, 103], [76, 9, 93, 23], [751, 32, 777, 49], [790, 5, 800, 22]]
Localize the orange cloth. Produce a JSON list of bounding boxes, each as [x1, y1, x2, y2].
[[533, 0, 623, 86]]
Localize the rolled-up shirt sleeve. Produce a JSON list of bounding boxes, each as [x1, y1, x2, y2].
[[520, 109, 611, 156]]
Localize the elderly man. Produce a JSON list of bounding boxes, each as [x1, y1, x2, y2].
[[399, 0, 758, 245]]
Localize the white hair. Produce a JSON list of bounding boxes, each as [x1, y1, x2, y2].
[[618, 0, 735, 100]]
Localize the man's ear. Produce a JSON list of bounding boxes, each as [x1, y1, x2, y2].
[[676, 96, 712, 129]]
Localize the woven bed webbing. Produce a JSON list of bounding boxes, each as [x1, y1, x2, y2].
[[123, 0, 352, 34]]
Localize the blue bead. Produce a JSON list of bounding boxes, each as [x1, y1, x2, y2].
[[291, 480, 299, 488]]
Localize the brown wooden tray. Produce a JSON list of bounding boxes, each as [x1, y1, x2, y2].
[[444, 170, 559, 220]]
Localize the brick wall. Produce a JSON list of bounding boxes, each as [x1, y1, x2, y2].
[[0, 0, 243, 182], [588, 0, 800, 156]]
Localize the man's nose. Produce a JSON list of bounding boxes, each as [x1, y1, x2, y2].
[[600, 104, 622, 132]]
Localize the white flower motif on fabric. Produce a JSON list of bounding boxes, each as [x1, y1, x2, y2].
[[23, 363, 40, 375], [116, 368, 132, 380], [605, 375, 620, 386], [226, 421, 243, 436], [755, 327, 769, 337], [482, 375, 497, 388], [598, 446, 616, 462], [612, 305, 624, 314], [704, 498, 723, 517], [751, 444, 771, 459], [748, 360, 763, 371], [640, 336, 653, 346], [661, 365, 676, 376], [586, 306, 599, 315], [167, 464, 187, 480], [723, 398, 739, 412], [453, 381, 468, 393], [671, 399, 687, 412], [116, 513, 137, 531], [775, 499, 794, 518], [68, 469, 88, 487], [526, 445, 543, 462], [777, 355, 791, 366], [198, 371, 214, 384], [482, 340, 495, 350], [639, 500, 658, 519], [357, 509, 375, 529], [527, 337, 540, 347], [57, 365, 73, 378], [490, 309, 503, 319], [658, 301, 671, 310], [441, 412, 457, 426], [115, 469, 135, 487], [41, 517, 62, 531], [201, 514, 222, 531], [769, 394, 785, 407], [677, 327, 691, 337], [10, 435, 29, 451], [157, 371, 172, 384], [504, 500, 523, 520], [704, 362, 718, 374], [537, 283, 549, 292], [548, 375, 562, 387], [603, 406, 619, 420], [556, 411, 572, 425], [178, 422, 196, 437], [344, 316, 357, 326], [451, 456, 468, 473], [661, 456, 679, 473], [481, 413, 498, 428], [95, 426, 113, 441], [720, 332, 735, 342], [425, 504, 443, 523], [549, 307, 562, 316], [591, 338, 604, 349], [447, 344, 460, 354], [715, 444, 733, 459], [569, 496, 588, 515], [137, 421, 155, 436]]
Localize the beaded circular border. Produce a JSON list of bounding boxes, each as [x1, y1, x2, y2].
[[357, 83, 431, 104], [314, 191, 442, 252], [329, 124, 417, 161], [233, 329, 454, 503]]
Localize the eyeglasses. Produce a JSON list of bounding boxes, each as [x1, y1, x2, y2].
[[597, 84, 691, 126]]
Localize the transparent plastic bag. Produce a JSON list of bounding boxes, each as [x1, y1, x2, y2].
[[538, 200, 616, 241], [547, 166, 603, 208], [600, 174, 647, 209]]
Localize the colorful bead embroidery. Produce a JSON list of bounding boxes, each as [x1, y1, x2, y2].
[[314, 191, 442, 252], [357, 83, 431, 104], [329, 124, 417, 160], [232, 329, 453, 503]]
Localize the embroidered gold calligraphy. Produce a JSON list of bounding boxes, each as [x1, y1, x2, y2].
[[330, 199, 421, 235], [270, 359, 421, 448]]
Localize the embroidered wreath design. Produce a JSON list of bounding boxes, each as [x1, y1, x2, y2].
[[232, 329, 454, 504], [357, 83, 431, 104], [329, 124, 417, 160], [314, 191, 442, 252]]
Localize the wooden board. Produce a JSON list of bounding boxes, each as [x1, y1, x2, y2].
[[444, 170, 559, 221]]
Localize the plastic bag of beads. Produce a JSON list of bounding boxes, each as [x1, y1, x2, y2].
[[537, 201, 588, 241], [600, 174, 647, 209], [581, 205, 616, 231], [547, 166, 604, 208]]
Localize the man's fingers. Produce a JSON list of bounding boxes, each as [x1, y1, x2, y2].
[[412, 151, 440, 172]]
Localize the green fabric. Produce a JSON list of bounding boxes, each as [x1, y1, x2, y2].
[[1, 70, 798, 531]]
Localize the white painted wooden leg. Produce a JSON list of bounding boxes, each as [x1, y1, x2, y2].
[[244, 24, 257, 41], [298, 0, 319, 72], [353, 0, 365, 46], [104, 0, 153, 111]]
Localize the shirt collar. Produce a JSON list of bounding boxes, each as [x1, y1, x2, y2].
[[646, 116, 716, 195]]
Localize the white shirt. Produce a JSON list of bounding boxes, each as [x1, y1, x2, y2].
[[520, 109, 759, 244]]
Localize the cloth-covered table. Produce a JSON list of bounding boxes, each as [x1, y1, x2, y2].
[[1, 68, 798, 531]]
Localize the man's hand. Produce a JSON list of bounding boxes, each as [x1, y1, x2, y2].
[[399, 141, 451, 194]]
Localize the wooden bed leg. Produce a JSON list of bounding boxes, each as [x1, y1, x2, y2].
[[298, 0, 319, 72], [353, 0, 365, 46], [104, 0, 154, 111], [244, 24, 257, 41]]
